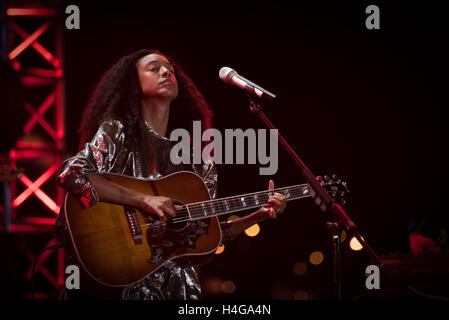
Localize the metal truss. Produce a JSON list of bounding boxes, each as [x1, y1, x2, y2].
[[1, 0, 65, 299]]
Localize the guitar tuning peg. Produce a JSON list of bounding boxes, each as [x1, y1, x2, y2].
[[323, 175, 330, 181], [316, 176, 322, 182], [332, 174, 338, 180]]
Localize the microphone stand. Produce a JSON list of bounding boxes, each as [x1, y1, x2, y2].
[[246, 94, 386, 300]]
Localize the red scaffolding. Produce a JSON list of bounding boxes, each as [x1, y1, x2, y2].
[[1, 0, 65, 299]]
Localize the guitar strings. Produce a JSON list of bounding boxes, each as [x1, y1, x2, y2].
[[171, 186, 310, 223], [127, 185, 312, 227], [129, 185, 310, 226], [130, 185, 307, 223], [126, 193, 309, 230], [142, 194, 313, 227]]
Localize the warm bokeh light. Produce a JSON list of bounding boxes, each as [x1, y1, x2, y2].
[[293, 262, 308, 275], [244, 223, 260, 237], [349, 236, 363, 251], [227, 215, 239, 221], [270, 286, 294, 299], [341, 230, 347, 242], [309, 251, 324, 265], [215, 245, 225, 254], [293, 290, 309, 300], [204, 278, 223, 294], [221, 280, 236, 294]]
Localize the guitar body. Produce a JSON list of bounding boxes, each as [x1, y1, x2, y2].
[[63, 171, 221, 287]]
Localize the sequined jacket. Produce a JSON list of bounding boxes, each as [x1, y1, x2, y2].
[[57, 119, 233, 300]]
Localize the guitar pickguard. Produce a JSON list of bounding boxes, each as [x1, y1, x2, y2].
[[145, 215, 211, 264]]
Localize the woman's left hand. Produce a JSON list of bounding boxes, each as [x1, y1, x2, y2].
[[259, 180, 287, 219]]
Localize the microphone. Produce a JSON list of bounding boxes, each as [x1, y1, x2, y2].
[[219, 67, 276, 101]]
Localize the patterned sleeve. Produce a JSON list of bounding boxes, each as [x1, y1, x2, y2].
[[192, 159, 217, 200], [58, 120, 125, 208]]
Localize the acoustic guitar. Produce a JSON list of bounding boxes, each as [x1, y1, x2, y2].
[[62, 171, 348, 287]]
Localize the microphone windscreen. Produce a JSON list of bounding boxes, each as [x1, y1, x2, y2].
[[219, 66, 234, 83]]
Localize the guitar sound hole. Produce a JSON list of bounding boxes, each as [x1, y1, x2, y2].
[[166, 218, 188, 230], [166, 200, 189, 231]]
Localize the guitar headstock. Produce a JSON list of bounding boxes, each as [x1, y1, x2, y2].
[[316, 174, 349, 206]]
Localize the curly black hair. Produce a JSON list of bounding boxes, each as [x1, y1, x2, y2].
[[78, 49, 214, 151]]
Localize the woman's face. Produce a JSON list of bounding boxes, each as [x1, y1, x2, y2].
[[136, 53, 179, 101]]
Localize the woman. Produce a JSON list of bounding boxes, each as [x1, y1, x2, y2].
[[57, 49, 287, 299]]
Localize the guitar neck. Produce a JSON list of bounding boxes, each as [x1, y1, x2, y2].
[[185, 184, 311, 221]]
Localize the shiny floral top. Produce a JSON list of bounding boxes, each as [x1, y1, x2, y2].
[[58, 119, 233, 300]]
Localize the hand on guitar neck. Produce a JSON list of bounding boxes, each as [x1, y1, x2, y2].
[[219, 179, 287, 237], [260, 179, 287, 219]]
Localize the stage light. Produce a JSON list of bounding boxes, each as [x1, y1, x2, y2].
[[293, 262, 308, 275], [309, 251, 324, 265], [221, 280, 236, 294], [349, 236, 363, 251], [244, 223, 260, 237], [7, 8, 57, 16], [293, 290, 309, 300], [11, 60, 21, 71], [215, 245, 225, 254]]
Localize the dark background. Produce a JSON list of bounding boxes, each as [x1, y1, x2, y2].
[[2, 0, 448, 300]]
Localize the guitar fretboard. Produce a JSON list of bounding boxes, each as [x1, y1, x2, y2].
[[185, 184, 311, 221]]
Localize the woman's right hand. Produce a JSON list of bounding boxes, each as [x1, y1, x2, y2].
[[137, 194, 182, 222]]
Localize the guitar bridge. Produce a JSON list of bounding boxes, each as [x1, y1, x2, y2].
[[124, 206, 143, 244]]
